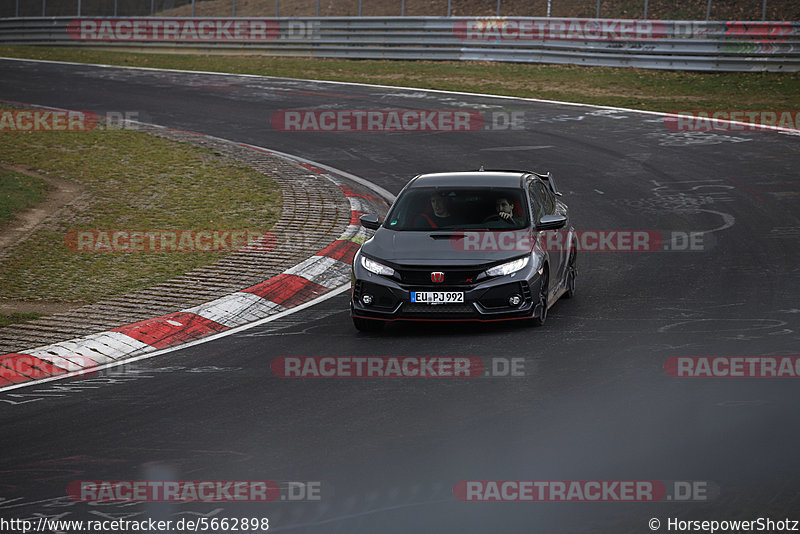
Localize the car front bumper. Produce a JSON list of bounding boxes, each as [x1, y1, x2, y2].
[[350, 270, 544, 322]]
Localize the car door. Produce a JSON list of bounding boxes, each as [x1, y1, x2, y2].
[[530, 179, 565, 291]]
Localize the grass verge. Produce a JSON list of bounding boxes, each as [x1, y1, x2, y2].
[[0, 46, 798, 113], [0, 169, 49, 228], [0, 119, 281, 306]]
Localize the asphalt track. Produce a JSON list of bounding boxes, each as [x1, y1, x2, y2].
[[0, 58, 799, 532]]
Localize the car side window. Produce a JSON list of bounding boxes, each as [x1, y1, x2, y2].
[[538, 182, 554, 215], [527, 181, 544, 222]]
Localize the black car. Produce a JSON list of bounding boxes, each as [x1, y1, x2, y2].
[[350, 169, 576, 332]]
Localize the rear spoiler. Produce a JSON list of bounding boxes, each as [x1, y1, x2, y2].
[[533, 171, 562, 197], [478, 168, 562, 197]]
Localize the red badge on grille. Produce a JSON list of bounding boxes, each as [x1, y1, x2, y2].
[[431, 272, 444, 283]]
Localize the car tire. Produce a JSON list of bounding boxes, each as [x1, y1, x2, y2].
[[531, 268, 549, 327], [564, 248, 577, 299], [352, 316, 385, 332]]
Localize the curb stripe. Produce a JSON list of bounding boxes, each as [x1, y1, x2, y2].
[[338, 224, 371, 242], [285, 256, 351, 289], [24, 343, 116, 365], [24, 353, 96, 372], [316, 239, 361, 264], [0, 355, 66, 380], [0, 366, 35, 383], [25, 332, 152, 363], [242, 273, 330, 307], [113, 312, 228, 349], [182, 292, 286, 329], [298, 162, 325, 174], [345, 196, 377, 214], [337, 185, 391, 208]]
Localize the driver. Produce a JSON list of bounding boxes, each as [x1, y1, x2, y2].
[[488, 197, 521, 225]]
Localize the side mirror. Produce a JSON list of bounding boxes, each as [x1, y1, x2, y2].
[[359, 214, 381, 230], [537, 214, 566, 231]]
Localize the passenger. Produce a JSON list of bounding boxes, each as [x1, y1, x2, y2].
[[415, 194, 463, 229]]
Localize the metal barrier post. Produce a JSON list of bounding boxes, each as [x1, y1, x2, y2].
[[401, 0, 405, 16], [762, 0, 767, 21], [596, 0, 600, 18], [644, 0, 649, 19], [42, 0, 45, 16], [447, 0, 451, 17], [705, 0, 712, 21], [358, 0, 362, 16], [151, 0, 154, 16], [316, 0, 319, 16], [77, 0, 81, 16], [547, 0, 551, 17], [275, 0, 278, 17], [233, 0, 236, 17]]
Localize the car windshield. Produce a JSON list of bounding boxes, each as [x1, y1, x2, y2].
[[384, 187, 529, 231]]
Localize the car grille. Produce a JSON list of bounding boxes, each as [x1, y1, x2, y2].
[[394, 267, 485, 286]]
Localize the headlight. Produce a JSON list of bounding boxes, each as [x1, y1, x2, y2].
[[485, 256, 529, 277], [361, 256, 395, 276]]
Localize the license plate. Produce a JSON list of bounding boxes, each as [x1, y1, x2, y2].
[[410, 291, 464, 304]]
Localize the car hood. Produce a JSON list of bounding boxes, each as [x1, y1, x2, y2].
[[360, 228, 531, 266]]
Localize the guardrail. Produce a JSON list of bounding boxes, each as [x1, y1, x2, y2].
[[1, 17, 798, 72], [4, 0, 795, 21]]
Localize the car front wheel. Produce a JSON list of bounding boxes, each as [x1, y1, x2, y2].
[[564, 248, 577, 299], [531, 269, 549, 327]]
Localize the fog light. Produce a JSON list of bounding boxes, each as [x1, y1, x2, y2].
[[508, 295, 522, 306], [362, 294, 374, 305]]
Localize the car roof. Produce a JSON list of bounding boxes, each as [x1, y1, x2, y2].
[[409, 171, 528, 189]]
